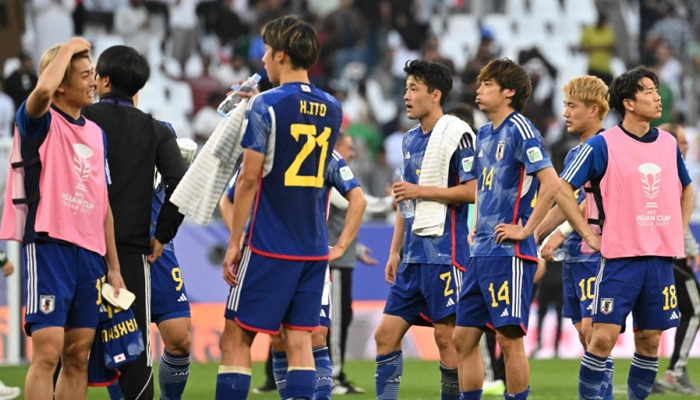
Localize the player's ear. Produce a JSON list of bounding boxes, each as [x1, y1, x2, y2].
[[432, 89, 442, 104]]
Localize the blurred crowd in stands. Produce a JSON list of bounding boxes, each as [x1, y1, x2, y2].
[[3, 0, 700, 214]]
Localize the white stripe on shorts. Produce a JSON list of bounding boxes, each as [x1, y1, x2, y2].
[[232, 246, 252, 311]]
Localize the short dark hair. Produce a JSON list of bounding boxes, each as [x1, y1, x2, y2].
[[446, 103, 475, 127], [96, 45, 150, 96], [477, 58, 531, 112], [608, 66, 659, 119], [261, 15, 320, 70], [403, 60, 452, 106]]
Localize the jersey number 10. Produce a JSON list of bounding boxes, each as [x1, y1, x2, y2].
[[285, 123, 331, 188]]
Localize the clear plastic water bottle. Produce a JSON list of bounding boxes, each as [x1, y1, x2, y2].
[[394, 168, 415, 219], [217, 73, 262, 117], [537, 246, 565, 262]]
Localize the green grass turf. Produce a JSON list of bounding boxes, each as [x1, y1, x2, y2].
[[1, 358, 699, 399]]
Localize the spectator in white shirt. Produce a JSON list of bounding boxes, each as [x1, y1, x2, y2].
[[114, 0, 151, 56]]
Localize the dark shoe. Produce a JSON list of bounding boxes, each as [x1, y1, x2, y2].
[[252, 381, 278, 394], [332, 380, 366, 395]]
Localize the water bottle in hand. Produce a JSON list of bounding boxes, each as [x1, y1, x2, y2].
[[218, 73, 262, 117], [394, 168, 414, 219], [537, 246, 565, 262]]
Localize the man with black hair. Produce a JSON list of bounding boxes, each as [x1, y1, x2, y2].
[[374, 60, 475, 400], [558, 66, 693, 400], [82, 45, 186, 400]]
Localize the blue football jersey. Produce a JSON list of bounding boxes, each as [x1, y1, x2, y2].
[[466, 112, 553, 261], [561, 144, 599, 263], [240, 82, 343, 259], [319, 150, 361, 214], [401, 124, 475, 268]]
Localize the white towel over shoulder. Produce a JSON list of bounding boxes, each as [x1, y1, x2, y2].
[[170, 99, 248, 225], [412, 115, 474, 237]]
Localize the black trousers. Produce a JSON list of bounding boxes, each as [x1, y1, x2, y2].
[[117, 252, 154, 400], [328, 267, 354, 382], [668, 258, 700, 374]]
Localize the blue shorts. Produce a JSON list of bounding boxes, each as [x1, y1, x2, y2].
[[225, 246, 326, 334], [320, 266, 331, 329], [383, 263, 459, 324], [23, 241, 106, 335], [562, 259, 600, 323], [457, 256, 536, 334], [592, 256, 679, 331], [150, 250, 191, 324]]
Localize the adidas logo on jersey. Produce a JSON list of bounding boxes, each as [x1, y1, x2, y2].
[[478, 150, 484, 157], [501, 309, 509, 317], [404, 152, 411, 159], [446, 298, 455, 307], [177, 294, 188, 302], [671, 311, 679, 320]]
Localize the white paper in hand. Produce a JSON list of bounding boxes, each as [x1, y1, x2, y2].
[[101, 283, 135, 310]]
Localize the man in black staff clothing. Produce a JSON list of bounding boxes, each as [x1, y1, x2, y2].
[[83, 45, 186, 400]]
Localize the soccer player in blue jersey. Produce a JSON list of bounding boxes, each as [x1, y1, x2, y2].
[[557, 67, 693, 400], [374, 60, 476, 400], [534, 75, 613, 399], [7, 38, 126, 400], [453, 58, 560, 400], [221, 132, 366, 400], [216, 15, 343, 400]]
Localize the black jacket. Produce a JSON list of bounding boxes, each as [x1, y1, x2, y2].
[[82, 92, 186, 254]]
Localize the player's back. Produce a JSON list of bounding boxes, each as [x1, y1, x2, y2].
[[243, 82, 342, 260]]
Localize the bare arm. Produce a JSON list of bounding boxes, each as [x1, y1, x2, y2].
[[329, 187, 367, 261], [393, 180, 476, 205], [385, 210, 406, 284], [26, 37, 91, 118], [219, 193, 234, 232], [557, 179, 599, 250], [495, 167, 561, 243], [533, 204, 565, 243], [681, 183, 694, 234], [104, 203, 125, 295]]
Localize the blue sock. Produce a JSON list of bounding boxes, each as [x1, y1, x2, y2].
[[579, 351, 607, 400], [313, 346, 332, 400], [215, 367, 251, 400], [504, 386, 530, 399], [286, 368, 316, 400], [375, 350, 403, 400], [603, 357, 614, 400], [159, 351, 190, 400], [272, 350, 288, 399], [106, 381, 124, 400], [440, 363, 459, 400], [628, 353, 658, 400], [459, 389, 482, 399]]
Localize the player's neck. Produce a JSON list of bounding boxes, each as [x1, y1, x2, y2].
[[579, 122, 603, 143], [419, 108, 444, 133], [621, 116, 650, 138], [488, 106, 514, 130], [52, 98, 82, 120], [278, 68, 310, 85]]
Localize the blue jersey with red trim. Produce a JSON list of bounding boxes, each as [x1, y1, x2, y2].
[[320, 150, 360, 214], [465, 112, 552, 261], [239, 82, 342, 259], [401, 123, 475, 269]]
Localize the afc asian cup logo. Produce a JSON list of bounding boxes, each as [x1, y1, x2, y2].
[[638, 162, 661, 208], [73, 144, 93, 192]]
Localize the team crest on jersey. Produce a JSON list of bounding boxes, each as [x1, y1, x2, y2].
[[40, 295, 55, 314], [340, 166, 354, 181], [496, 141, 506, 161], [301, 84, 311, 92], [600, 298, 614, 315]]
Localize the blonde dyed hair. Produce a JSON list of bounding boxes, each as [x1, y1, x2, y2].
[[562, 76, 610, 120], [38, 44, 91, 87]]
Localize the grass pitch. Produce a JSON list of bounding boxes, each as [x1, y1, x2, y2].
[[1, 358, 699, 399]]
